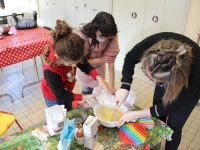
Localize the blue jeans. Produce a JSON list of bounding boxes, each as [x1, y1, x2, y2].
[[44, 96, 59, 107]]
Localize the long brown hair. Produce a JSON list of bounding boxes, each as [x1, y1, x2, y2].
[[80, 11, 117, 48], [141, 39, 193, 106], [51, 20, 84, 61]]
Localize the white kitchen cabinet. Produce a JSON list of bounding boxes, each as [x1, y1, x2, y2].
[[112, 0, 129, 72], [17, 0, 38, 14], [184, 0, 200, 43], [75, 0, 86, 29], [126, 0, 146, 52], [162, 0, 190, 33], [112, 0, 190, 79], [25, 0, 38, 14], [38, 0, 67, 29], [85, 0, 111, 23], [142, 0, 165, 39], [66, 0, 112, 31]]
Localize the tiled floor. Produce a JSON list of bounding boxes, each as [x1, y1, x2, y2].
[[0, 56, 200, 150]]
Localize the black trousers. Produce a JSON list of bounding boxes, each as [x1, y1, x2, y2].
[[153, 86, 200, 150]]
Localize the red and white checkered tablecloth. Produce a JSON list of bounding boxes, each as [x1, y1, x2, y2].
[[0, 27, 52, 68]]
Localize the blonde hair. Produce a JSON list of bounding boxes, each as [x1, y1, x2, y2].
[[141, 39, 193, 106]]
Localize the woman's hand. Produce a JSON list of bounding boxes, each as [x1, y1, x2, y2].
[[116, 111, 138, 128], [109, 86, 117, 94], [115, 89, 129, 109], [96, 75, 109, 94], [82, 94, 97, 103], [101, 55, 116, 63], [117, 109, 151, 128]]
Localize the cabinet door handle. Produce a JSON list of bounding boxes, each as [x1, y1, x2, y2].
[[131, 12, 137, 18], [75, 6, 78, 9], [84, 3, 86, 7], [152, 16, 158, 22], [46, 2, 48, 4], [53, 3, 55, 5], [92, 9, 97, 11]]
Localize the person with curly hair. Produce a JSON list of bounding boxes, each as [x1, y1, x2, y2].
[[41, 20, 108, 110]]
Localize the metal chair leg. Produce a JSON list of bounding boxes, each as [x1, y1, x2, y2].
[[0, 94, 14, 102], [21, 61, 23, 73], [40, 55, 43, 65], [15, 119, 23, 130], [21, 58, 40, 97]]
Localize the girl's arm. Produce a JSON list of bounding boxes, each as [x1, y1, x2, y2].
[[87, 55, 116, 67], [77, 57, 109, 92], [107, 62, 116, 93], [117, 109, 151, 128]]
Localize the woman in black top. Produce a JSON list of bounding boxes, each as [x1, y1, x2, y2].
[[115, 32, 200, 150]]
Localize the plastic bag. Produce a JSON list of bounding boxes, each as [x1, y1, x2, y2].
[[87, 87, 136, 111], [57, 119, 76, 150], [45, 105, 67, 136]]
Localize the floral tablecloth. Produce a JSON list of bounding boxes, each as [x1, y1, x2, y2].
[[3, 105, 173, 150]]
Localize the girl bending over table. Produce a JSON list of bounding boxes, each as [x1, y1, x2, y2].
[[76, 11, 120, 95], [115, 32, 200, 150], [41, 20, 108, 111]]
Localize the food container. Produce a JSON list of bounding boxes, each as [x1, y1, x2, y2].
[[83, 116, 98, 149], [94, 101, 128, 128], [0, 133, 42, 150], [74, 128, 84, 145], [0, 24, 10, 34], [71, 112, 87, 124]]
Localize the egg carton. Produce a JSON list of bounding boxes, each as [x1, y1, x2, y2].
[[0, 133, 43, 150]]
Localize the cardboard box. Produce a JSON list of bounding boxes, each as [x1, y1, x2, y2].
[[83, 115, 98, 149], [93, 141, 104, 150]]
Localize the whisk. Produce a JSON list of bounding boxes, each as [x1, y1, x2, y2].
[[110, 102, 119, 122], [97, 92, 107, 117]]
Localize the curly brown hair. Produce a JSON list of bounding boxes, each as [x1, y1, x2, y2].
[[51, 20, 85, 61], [141, 39, 193, 106]]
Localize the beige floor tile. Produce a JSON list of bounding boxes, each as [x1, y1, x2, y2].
[[19, 106, 29, 112], [193, 136, 200, 144], [30, 106, 40, 112], [23, 109, 33, 116], [187, 127, 198, 135], [15, 102, 25, 109], [34, 110, 44, 117], [12, 109, 22, 116], [178, 143, 188, 150], [31, 117, 42, 125], [190, 123, 200, 130], [183, 132, 195, 140], [189, 142, 200, 150], [196, 130, 200, 138], [181, 138, 192, 146], [5, 128, 17, 136], [19, 118, 30, 125], [23, 121, 34, 129], [28, 113, 38, 120]]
